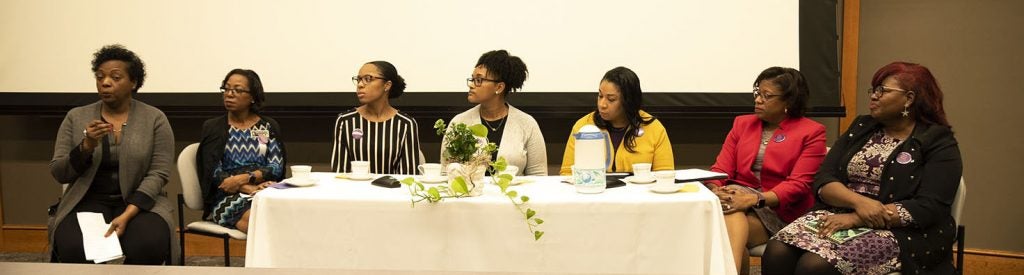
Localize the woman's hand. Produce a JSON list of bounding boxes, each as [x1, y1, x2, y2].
[[240, 181, 275, 195], [715, 185, 756, 214], [82, 120, 112, 152], [218, 174, 249, 193], [852, 198, 895, 228], [105, 205, 140, 237], [818, 213, 862, 238]]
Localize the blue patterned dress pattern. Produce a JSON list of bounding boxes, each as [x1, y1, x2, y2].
[[210, 120, 284, 228]]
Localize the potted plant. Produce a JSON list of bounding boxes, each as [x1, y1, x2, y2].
[[437, 120, 493, 196], [399, 119, 544, 240]]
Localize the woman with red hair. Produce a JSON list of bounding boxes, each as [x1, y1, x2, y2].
[[762, 62, 963, 275]]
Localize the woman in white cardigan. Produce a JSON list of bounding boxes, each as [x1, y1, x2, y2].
[[445, 50, 548, 176]]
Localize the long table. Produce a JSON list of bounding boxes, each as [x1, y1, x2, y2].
[[244, 173, 736, 274]]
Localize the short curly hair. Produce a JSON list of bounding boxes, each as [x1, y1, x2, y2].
[[475, 50, 528, 96], [91, 44, 146, 93], [753, 66, 810, 118]]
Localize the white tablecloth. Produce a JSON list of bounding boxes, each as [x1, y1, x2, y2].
[[245, 173, 736, 274]]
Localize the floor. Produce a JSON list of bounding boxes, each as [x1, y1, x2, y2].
[[0, 252, 244, 267]]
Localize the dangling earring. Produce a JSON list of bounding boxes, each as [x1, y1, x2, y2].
[[784, 108, 789, 114], [901, 105, 910, 117]]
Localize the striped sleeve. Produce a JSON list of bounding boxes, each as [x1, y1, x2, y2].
[[396, 113, 421, 175], [331, 111, 357, 173]]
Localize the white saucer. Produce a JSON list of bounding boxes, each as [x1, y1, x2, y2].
[[624, 176, 656, 184], [348, 173, 374, 181], [649, 184, 680, 194], [284, 177, 319, 187], [418, 175, 448, 183]]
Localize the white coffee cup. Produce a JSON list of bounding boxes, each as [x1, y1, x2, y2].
[[291, 165, 312, 179], [501, 165, 520, 177], [654, 170, 677, 185], [350, 161, 370, 177], [418, 163, 443, 179], [632, 163, 653, 181]]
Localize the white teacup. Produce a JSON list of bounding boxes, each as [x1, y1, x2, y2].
[[291, 165, 312, 179], [350, 161, 370, 177], [654, 170, 677, 185], [632, 163, 653, 181], [418, 163, 443, 179]]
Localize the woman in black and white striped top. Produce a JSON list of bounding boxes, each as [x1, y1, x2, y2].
[[331, 61, 421, 175]]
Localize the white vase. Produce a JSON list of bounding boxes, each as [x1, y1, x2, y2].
[[446, 163, 487, 196]]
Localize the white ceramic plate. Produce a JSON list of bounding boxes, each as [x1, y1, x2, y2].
[[284, 177, 319, 187], [649, 184, 681, 194], [417, 175, 448, 183], [624, 176, 656, 184]]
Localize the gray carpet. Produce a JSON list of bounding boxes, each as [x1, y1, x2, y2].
[[0, 252, 244, 267]]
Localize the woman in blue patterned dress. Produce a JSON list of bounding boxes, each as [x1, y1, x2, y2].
[[762, 62, 962, 275], [197, 69, 286, 232]]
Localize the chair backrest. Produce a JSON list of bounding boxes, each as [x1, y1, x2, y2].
[[951, 177, 966, 225], [177, 143, 204, 211]]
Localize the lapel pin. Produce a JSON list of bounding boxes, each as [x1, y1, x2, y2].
[[773, 133, 786, 143], [896, 152, 913, 164]]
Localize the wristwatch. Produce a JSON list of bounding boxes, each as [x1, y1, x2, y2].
[[248, 171, 257, 184], [753, 192, 766, 209]]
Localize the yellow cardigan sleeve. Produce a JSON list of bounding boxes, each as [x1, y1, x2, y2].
[[559, 114, 593, 176], [648, 120, 675, 171]]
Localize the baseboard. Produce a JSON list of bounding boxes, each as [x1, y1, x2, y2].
[[1, 225, 245, 257]]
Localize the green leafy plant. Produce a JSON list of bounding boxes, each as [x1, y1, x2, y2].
[[400, 119, 544, 240]]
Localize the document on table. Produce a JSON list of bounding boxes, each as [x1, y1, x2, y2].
[[675, 169, 729, 182], [76, 212, 124, 263]]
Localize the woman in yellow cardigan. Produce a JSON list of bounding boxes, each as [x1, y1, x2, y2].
[[560, 67, 674, 175]]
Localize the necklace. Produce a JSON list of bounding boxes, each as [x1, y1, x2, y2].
[[482, 116, 506, 132]]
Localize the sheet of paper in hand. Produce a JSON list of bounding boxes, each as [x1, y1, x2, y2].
[[803, 219, 873, 244], [76, 212, 124, 263]]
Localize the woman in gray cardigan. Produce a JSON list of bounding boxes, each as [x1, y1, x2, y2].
[[48, 45, 177, 264], [447, 50, 548, 176]]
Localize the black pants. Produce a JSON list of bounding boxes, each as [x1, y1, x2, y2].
[[52, 196, 169, 265]]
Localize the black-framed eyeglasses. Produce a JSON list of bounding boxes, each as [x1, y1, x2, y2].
[[220, 87, 251, 95], [752, 88, 782, 101], [466, 77, 500, 87], [352, 75, 387, 85], [867, 86, 910, 97]]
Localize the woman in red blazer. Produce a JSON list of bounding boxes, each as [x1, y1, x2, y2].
[[706, 67, 827, 270]]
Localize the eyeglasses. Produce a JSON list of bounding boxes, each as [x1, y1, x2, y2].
[[752, 88, 782, 101], [220, 87, 250, 95], [867, 86, 910, 97], [466, 77, 500, 87], [352, 75, 387, 85]]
